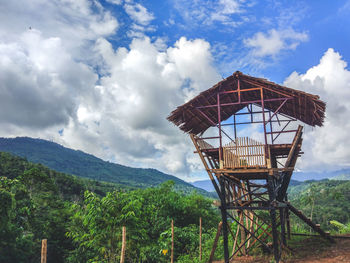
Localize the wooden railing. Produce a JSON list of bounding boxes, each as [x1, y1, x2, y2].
[[223, 137, 266, 168]]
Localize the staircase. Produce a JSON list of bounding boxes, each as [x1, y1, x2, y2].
[[286, 202, 334, 243]]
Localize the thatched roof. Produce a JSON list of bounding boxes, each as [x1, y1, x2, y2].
[[167, 71, 325, 135]]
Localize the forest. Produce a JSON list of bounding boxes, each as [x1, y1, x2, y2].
[[1, 151, 350, 263]]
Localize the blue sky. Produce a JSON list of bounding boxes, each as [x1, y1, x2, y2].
[[103, 0, 350, 81], [0, 0, 349, 181]]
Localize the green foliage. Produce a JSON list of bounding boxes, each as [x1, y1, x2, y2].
[[67, 181, 220, 263], [0, 152, 122, 262], [288, 179, 350, 231], [330, 220, 350, 233]]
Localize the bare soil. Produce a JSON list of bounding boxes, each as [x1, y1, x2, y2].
[[219, 235, 350, 263]]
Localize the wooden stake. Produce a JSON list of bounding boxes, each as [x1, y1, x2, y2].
[[208, 221, 223, 263], [199, 217, 202, 260], [120, 226, 126, 263], [171, 220, 174, 263], [41, 239, 47, 263]]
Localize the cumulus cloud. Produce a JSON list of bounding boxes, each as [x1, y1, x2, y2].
[[0, 29, 98, 128], [81, 36, 221, 174], [244, 28, 308, 57], [0, 0, 116, 135], [284, 48, 350, 171]]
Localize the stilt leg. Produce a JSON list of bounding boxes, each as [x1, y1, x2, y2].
[[220, 177, 230, 263], [268, 176, 280, 263], [280, 208, 287, 246]]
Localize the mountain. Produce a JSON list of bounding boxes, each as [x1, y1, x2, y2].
[[293, 168, 350, 181], [330, 173, 350, 181], [0, 137, 206, 194], [191, 179, 217, 192]]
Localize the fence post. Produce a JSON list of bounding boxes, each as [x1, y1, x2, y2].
[[120, 226, 126, 263], [199, 217, 202, 260], [41, 239, 47, 263], [171, 219, 174, 263]]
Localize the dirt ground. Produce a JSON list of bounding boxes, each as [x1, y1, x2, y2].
[[288, 237, 350, 263], [219, 235, 350, 263]]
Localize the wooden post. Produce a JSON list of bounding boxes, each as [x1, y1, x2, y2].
[[171, 220, 174, 263], [208, 221, 223, 263], [199, 217, 202, 261], [219, 177, 229, 263], [41, 239, 47, 263], [120, 226, 126, 263]]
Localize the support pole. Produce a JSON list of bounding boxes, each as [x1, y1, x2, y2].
[[267, 177, 280, 263], [220, 177, 229, 263], [171, 220, 174, 263], [280, 208, 287, 246], [120, 226, 126, 263], [285, 195, 291, 240], [199, 217, 202, 261], [41, 239, 47, 263]]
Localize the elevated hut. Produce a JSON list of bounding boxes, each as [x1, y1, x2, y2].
[[167, 71, 332, 262]]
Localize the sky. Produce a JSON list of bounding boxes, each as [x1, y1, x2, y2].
[[0, 0, 350, 182]]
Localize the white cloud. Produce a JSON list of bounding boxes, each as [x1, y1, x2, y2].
[[0, 29, 98, 128], [122, 2, 155, 39], [82, 36, 220, 174], [106, 0, 122, 5], [124, 3, 154, 26], [0, 0, 118, 44], [284, 48, 350, 171], [173, 0, 248, 28], [244, 28, 308, 57]]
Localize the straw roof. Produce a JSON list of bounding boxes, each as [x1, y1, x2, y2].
[[167, 71, 325, 135]]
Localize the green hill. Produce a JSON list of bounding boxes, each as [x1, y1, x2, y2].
[[0, 151, 125, 199], [0, 137, 205, 194], [330, 173, 350, 180], [288, 179, 350, 229]]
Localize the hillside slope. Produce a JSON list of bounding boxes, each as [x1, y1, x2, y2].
[[288, 179, 350, 229], [0, 137, 205, 194]]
